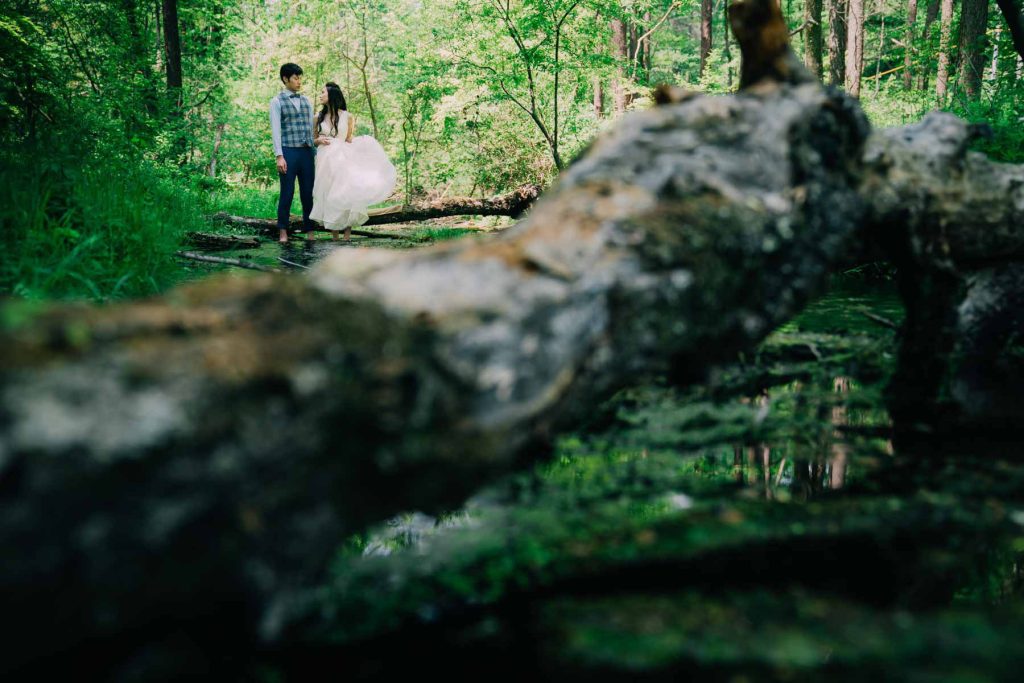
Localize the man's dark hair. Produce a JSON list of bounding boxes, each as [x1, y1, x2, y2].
[[280, 63, 303, 82]]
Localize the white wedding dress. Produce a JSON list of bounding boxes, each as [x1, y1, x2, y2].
[[310, 111, 397, 231]]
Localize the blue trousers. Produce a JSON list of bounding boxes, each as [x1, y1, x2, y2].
[[277, 146, 315, 231]]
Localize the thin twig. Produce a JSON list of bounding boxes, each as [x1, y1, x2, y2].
[[858, 308, 900, 330], [278, 257, 310, 270], [631, 1, 681, 79], [175, 251, 281, 273]]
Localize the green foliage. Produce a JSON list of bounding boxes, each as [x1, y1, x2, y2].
[[0, 146, 204, 301], [4, 0, 1023, 304]]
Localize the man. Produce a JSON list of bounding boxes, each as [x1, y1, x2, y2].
[[270, 63, 316, 244]]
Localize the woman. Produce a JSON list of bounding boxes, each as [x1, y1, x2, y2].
[[309, 82, 397, 241]]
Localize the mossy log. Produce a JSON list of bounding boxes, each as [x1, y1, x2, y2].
[[0, 80, 871, 675], [183, 231, 262, 250], [861, 114, 1024, 440]]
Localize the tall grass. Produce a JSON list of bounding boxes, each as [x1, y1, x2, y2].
[[201, 184, 280, 219], [0, 149, 206, 301]]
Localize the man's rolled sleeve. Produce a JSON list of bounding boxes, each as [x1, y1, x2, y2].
[[269, 96, 283, 157]]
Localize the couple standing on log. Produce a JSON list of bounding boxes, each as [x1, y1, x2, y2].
[[271, 63, 397, 244]]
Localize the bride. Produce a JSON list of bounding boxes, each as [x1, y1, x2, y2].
[[310, 82, 397, 241]]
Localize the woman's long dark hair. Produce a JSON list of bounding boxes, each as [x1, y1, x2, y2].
[[316, 82, 347, 137]]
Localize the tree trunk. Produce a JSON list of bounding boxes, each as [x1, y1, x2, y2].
[[997, 0, 1024, 64], [725, 0, 735, 88], [208, 123, 225, 177], [875, 14, 886, 94], [611, 18, 628, 113], [804, 0, 824, 79], [700, 0, 714, 78], [213, 184, 543, 229], [918, 0, 941, 88], [827, 0, 848, 85], [593, 77, 604, 118], [904, 0, 919, 89], [161, 0, 182, 103], [958, 0, 990, 98], [845, 0, 865, 96], [935, 0, 956, 101]]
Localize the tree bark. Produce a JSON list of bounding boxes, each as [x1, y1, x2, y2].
[[1, 80, 874, 682], [997, 0, 1024, 64], [208, 123, 225, 177], [935, 0, 956, 101], [804, 0, 824, 79], [845, 0, 866, 96], [593, 77, 604, 118], [611, 18, 628, 113], [827, 0, 848, 85], [904, 0, 919, 89], [700, 0, 714, 78], [918, 0, 941, 88], [958, 0, 990, 98], [161, 0, 182, 103]]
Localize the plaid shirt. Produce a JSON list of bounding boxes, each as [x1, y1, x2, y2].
[[270, 92, 314, 153]]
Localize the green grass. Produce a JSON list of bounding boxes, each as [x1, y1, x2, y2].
[[201, 184, 280, 219], [411, 227, 476, 242], [0, 152, 206, 301]]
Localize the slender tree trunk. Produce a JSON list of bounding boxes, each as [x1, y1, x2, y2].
[[875, 14, 886, 94], [593, 77, 604, 118], [904, 0, 919, 89], [845, 0, 865, 96], [997, 0, 1024, 64], [208, 123, 225, 178], [154, 0, 164, 73], [161, 0, 182, 104], [804, 0, 824, 79], [827, 0, 848, 85], [700, 0, 714, 78], [935, 0, 956, 102], [990, 25, 1002, 80], [725, 0, 734, 88], [958, 0, 990, 98], [611, 18, 627, 113], [644, 11, 653, 81], [918, 0, 940, 89]]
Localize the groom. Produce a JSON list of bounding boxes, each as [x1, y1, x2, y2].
[[270, 63, 316, 243]]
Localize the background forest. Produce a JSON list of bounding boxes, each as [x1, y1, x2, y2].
[[2, 0, 1023, 300]]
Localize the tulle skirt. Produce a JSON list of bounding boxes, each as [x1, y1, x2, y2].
[[310, 136, 397, 230]]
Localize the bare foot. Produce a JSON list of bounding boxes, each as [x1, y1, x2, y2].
[[331, 230, 339, 241], [278, 229, 288, 244], [344, 227, 351, 242]]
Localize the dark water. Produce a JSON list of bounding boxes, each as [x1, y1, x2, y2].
[[173, 228, 429, 284]]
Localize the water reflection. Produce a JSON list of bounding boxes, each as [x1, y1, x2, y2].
[[728, 375, 893, 501]]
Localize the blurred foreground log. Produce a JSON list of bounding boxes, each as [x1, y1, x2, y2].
[[862, 114, 1024, 440], [0, 82, 869, 676]]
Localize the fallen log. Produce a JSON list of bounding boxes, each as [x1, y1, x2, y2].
[[208, 214, 417, 240], [210, 184, 540, 233], [862, 113, 1024, 440], [183, 231, 262, 250], [0, 86, 869, 679], [175, 250, 281, 272]]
